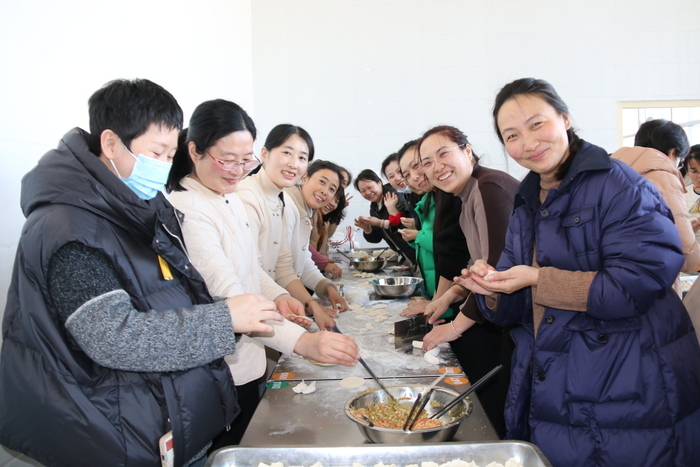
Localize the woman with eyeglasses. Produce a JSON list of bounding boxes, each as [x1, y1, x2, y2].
[[167, 102, 360, 448], [238, 124, 352, 332], [611, 119, 700, 290], [284, 159, 349, 308], [458, 78, 700, 466], [415, 125, 518, 438]]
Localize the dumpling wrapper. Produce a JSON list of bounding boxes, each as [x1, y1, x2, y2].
[[339, 376, 365, 388], [412, 340, 423, 349], [504, 460, 523, 467]]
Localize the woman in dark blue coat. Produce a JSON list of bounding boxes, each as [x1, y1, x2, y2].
[[459, 78, 700, 466]]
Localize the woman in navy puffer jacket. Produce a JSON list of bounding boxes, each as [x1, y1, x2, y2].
[[458, 78, 700, 466]]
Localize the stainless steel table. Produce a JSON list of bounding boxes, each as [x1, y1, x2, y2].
[[240, 377, 496, 446], [239, 257, 499, 446]]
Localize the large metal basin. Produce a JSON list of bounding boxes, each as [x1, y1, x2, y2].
[[350, 258, 387, 272], [370, 276, 423, 297], [344, 385, 472, 444]]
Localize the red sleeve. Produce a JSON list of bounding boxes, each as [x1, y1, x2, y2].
[[389, 212, 404, 226]]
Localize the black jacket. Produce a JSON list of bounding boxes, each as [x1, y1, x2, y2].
[[363, 183, 416, 264], [0, 129, 238, 466]]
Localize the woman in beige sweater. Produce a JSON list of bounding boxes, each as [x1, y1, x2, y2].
[[612, 119, 700, 286]]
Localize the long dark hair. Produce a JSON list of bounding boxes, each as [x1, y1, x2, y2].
[[493, 78, 581, 181], [415, 125, 481, 164], [305, 159, 346, 223], [166, 99, 255, 192], [249, 124, 315, 176]]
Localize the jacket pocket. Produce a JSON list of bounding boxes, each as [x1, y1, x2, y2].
[[561, 206, 597, 255], [563, 314, 643, 403]]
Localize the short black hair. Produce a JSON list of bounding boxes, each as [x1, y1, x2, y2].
[[88, 78, 183, 156], [353, 169, 382, 191], [635, 119, 690, 164]]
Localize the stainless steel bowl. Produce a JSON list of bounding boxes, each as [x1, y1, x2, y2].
[[344, 385, 472, 444], [370, 276, 423, 297], [351, 258, 387, 272]]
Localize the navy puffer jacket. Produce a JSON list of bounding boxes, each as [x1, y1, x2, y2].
[[479, 141, 700, 466]]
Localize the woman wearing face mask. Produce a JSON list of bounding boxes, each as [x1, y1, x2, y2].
[[166, 101, 360, 449], [460, 78, 700, 466], [353, 169, 417, 265], [417, 125, 518, 438], [285, 160, 349, 300], [237, 125, 348, 330]]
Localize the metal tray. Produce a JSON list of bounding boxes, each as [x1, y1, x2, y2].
[[207, 442, 552, 467]]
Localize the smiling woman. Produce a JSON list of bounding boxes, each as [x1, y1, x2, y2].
[[238, 125, 353, 332], [458, 77, 700, 467], [167, 104, 361, 450]]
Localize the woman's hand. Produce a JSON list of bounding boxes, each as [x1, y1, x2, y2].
[[422, 315, 476, 351], [400, 217, 416, 229], [309, 302, 337, 330], [324, 262, 343, 279], [384, 191, 399, 211], [344, 194, 353, 207], [274, 295, 312, 328], [294, 331, 360, 366], [424, 297, 450, 325], [400, 298, 429, 316], [451, 260, 498, 296], [354, 216, 381, 233], [422, 324, 457, 351], [326, 286, 348, 312], [397, 228, 418, 242], [225, 294, 283, 334], [468, 264, 539, 294]]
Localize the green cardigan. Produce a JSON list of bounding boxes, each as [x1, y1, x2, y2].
[[410, 192, 436, 297]]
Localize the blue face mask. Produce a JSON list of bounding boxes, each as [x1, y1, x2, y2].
[[111, 146, 171, 199], [397, 187, 412, 194]]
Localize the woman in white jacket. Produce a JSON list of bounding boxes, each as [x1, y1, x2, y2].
[[237, 124, 346, 331], [166, 100, 359, 449]]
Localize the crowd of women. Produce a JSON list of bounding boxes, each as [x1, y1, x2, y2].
[[2, 76, 700, 467]]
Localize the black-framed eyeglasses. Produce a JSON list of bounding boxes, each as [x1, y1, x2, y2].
[[206, 151, 260, 172]]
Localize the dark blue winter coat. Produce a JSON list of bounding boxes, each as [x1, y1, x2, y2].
[[0, 129, 239, 466], [478, 141, 700, 467]]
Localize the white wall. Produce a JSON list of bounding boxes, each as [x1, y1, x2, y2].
[[0, 0, 254, 320], [250, 0, 700, 242], [0, 1, 253, 464]]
